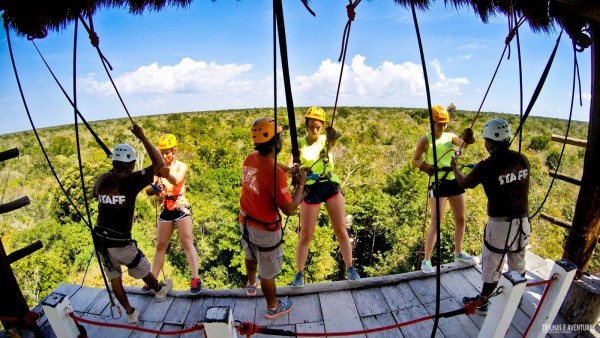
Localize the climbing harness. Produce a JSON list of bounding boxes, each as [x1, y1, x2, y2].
[[240, 212, 284, 261]]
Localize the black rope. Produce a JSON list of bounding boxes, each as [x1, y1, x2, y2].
[[30, 41, 111, 157], [529, 39, 580, 219], [410, 4, 441, 337], [510, 30, 563, 144], [4, 20, 91, 229], [273, 0, 300, 165]]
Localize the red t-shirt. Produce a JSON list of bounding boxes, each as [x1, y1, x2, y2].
[[240, 151, 292, 229]]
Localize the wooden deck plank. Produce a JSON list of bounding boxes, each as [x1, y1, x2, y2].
[[440, 270, 481, 301], [256, 324, 295, 338], [457, 267, 483, 292], [296, 321, 326, 335], [164, 297, 192, 325], [184, 297, 213, 325], [288, 294, 323, 324], [424, 298, 479, 338], [353, 288, 391, 316], [69, 286, 104, 314], [129, 320, 162, 338], [158, 323, 182, 338], [254, 296, 291, 326], [320, 290, 365, 338], [140, 297, 174, 322], [233, 297, 258, 323], [53, 282, 82, 298], [360, 313, 402, 338], [381, 283, 421, 311], [408, 277, 451, 305], [85, 289, 110, 315], [392, 305, 444, 338]]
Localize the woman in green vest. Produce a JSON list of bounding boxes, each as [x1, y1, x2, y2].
[[290, 107, 360, 287], [411, 105, 476, 273]]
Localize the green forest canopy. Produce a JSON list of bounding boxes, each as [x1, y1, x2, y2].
[[0, 106, 595, 309]]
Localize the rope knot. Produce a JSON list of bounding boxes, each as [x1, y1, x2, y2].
[[505, 29, 516, 45], [237, 321, 261, 337], [346, 2, 356, 21], [464, 299, 481, 316], [88, 31, 100, 47]]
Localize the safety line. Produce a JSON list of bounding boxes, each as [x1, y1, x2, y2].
[[522, 274, 557, 337], [68, 311, 205, 335]]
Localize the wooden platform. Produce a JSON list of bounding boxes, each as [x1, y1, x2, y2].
[[4, 251, 600, 338]]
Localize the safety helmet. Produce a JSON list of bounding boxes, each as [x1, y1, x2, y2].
[[432, 106, 450, 123], [483, 118, 512, 142], [305, 106, 326, 122], [158, 134, 178, 150], [111, 144, 137, 163], [251, 117, 282, 144]]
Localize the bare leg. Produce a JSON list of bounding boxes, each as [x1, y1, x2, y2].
[[142, 272, 162, 292], [151, 221, 175, 277], [245, 258, 257, 285], [448, 194, 467, 255], [110, 277, 133, 314], [260, 277, 278, 309], [325, 194, 353, 269], [424, 197, 448, 260], [295, 203, 319, 272], [175, 216, 199, 279]]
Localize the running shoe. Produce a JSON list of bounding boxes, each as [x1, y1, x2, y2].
[[265, 299, 294, 319]]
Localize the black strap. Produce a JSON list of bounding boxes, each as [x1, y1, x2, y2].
[[125, 248, 144, 269], [242, 217, 284, 256], [483, 219, 528, 254]]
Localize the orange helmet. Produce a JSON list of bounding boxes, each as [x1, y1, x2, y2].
[[305, 106, 326, 122], [432, 105, 450, 123], [251, 117, 282, 144], [158, 134, 178, 149]]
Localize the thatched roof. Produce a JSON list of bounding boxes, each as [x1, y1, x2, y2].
[[0, 0, 598, 48]]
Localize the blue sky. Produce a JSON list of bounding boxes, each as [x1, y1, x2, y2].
[[0, 1, 592, 135]]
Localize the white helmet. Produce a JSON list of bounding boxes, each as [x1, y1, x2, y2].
[[483, 118, 511, 142], [111, 144, 137, 163]]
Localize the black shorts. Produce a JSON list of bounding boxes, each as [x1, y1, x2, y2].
[[428, 179, 465, 198], [303, 181, 342, 205], [159, 205, 191, 222]]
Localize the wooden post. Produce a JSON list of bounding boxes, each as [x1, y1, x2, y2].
[[525, 259, 577, 338], [562, 21, 600, 275], [203, 306, 237, 338], [550, 134, 587, 148], [478, 272, 527, 338], [41, 292, 80, 338], [559, 273, 600, 326]]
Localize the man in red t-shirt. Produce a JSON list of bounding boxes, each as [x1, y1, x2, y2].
[[240, 117, 307, 319]]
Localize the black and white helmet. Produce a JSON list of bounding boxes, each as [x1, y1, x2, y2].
[[111, 144, 137, 163], [483, 118, 511, 142]]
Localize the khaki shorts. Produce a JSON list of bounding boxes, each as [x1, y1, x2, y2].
[[482, 217, 531, 283], [100, 243, 151, 281], [239, 223, 283, 280]]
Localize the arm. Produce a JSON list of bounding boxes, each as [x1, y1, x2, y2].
[[453, 128, 475, 149], [279, 168, 308, 216], [450, 156, 467, 189], [145, 176, 160, 195], [130, 124, 167, 176], [412, 136, 435, 176], [164, 161, 188, 186]]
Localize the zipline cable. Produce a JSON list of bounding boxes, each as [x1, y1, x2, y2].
[[410, 4, 441, 337]]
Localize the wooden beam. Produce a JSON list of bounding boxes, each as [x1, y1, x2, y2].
[[548, 171, 582, 186], [563, 21, 600, 275], [551, 134, 588, 148], [540, 212, 572, 229]]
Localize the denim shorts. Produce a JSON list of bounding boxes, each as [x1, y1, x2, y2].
[[303, 181, 342, 205], [428, 179, 465, 198]]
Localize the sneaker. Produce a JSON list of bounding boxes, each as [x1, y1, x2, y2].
[[140, 283, 152, 294], [454, 251, 474, 262], [346, 267, 361, 282], [126, 308, 139, 325], [291, 271, 304, 287], [246, 277, 260, 296], [265, 299, 294, 319], [421, 259, 434, 273], [155, 278, 173, 301], [190, 278, 202, 294], [462, 295, 490, 315]]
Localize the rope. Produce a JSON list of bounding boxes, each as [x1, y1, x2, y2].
[[301, 0, 316, 16], [522, 273, 558, 337], [78, 3, 135, 125], [0, 311, 41, 325], [529, 37, 579, 219], [236, 301, 479, 337], [68, 312, 205, 335]]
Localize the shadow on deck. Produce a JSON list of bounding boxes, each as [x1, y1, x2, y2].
[[4, 251, 600, 338]]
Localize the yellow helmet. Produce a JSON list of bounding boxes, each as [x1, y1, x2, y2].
[[305, 106, 326, 122], [432, 105, 450, 123], [158, 134, 178, 149], [251, 117, 282, 144]]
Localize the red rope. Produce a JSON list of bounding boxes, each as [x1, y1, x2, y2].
[[237, 301, 480, 337], [522, 274, 558, 337], [68, 312, 204, 335], [0, 311, 41, 325]]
